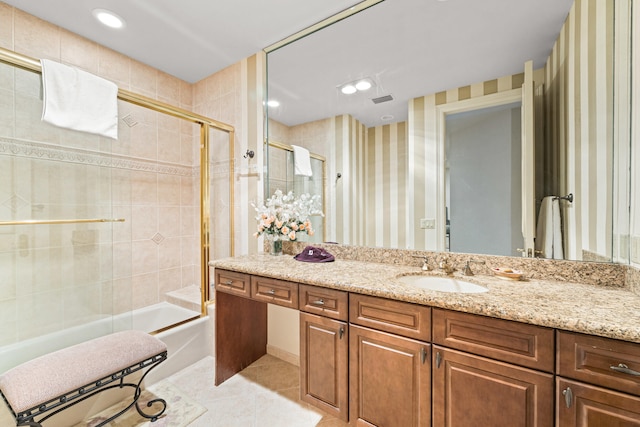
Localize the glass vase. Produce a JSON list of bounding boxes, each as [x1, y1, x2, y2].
[[269, 239, 283, 256]]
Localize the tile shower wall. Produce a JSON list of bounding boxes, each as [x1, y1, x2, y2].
[[0, 3, 199, 345]]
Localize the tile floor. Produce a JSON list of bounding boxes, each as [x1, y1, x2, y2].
[[166, 355, 349, 427]]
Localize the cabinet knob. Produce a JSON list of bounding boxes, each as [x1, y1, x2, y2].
[[562, 387, 573, 408], [610, 363, 640, 376], [420, 347, 428, 364], [223, 280, 233, 285], [312, 299, 325, 306], [435, 351, 442, 369], [266, 289, 276, 295], [339, 326, 345, 339]]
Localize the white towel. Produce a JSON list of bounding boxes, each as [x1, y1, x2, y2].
[[535, 196, 564, 259], [41, 59, 119, 139], [292, 145, 313, 177]]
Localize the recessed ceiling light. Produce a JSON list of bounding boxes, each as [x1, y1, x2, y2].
[[267, 100, 280, 107], [381, 114, 394, 121], [341, 84, 357, 95], [355, 80, 372, 91], [92, 9, 126, 29]]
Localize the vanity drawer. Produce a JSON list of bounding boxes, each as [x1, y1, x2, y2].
[[215, 269, 251, 298], [250, 276, 299, 309], [299, 284, 348, 321], [432, 308, 555, 372], [349, 293, 430, 341], [557, 331, 640, 396]]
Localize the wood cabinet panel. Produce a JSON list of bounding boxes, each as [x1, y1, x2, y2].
[[350, 293, 431, 341], [557, 331, 640, 397], [432, 308, 554, 372], [299, 284, 348, 321], [432, 346, 553, 427], [300, 312, 348, 421], [214, 269, 251, 298], [350, 324, 430, 427], [215, 290, 267, 385], [556, 378, 640, 426], [250, 275, 299, 309]]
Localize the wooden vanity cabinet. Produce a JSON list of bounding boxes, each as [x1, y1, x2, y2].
[[431, 309, 554, 427], [349, 294, 431, 427], [299, 286, 349, 421], [300, 312, 348, 421], [556, 331, 640, 426]]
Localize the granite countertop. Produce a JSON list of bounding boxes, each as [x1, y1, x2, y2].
[[210, 254, 640, 344]]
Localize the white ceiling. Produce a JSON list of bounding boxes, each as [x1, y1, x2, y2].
[[2, 0, 361, 82], [3, 0, 574, 128], [268, 0, 574, 127]]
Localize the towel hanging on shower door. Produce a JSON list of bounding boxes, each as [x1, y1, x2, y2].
[[535, 196, 564, 259], [291, 145, 313, 177], [41, 59, 119, 139]]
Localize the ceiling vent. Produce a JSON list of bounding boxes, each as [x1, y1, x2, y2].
[[371, 94, 394, 104]]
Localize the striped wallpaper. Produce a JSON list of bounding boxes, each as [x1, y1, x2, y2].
[[545, 0, 615, 261]]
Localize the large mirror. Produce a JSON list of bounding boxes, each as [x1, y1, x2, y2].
[[266, 0, 632, 263]]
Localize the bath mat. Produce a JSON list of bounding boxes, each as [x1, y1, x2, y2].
[[76, 380, 207, 427]]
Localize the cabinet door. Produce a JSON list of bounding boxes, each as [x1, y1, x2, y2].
[[432, 346, 553, 427], [300, 312, 348, 421], [557, 378, 640, 426], [350, 324, 430, 427]]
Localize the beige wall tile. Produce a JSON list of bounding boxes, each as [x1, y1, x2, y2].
[[98, 45, 130, 89], [13, 8, 60, 61], [0, 2, 13, 50], [60, 29, 99, 74], [158, 237, 181, 270], [158, 266, 182, 296], [131, 60, 157, 97], [132, 239, 159, 276], [131, 205, 158, 240], [158, 71, 180, 105], [158, 174, 182, 206]]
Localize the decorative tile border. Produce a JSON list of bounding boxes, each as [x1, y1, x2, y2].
[[0, 136, 198, 177]]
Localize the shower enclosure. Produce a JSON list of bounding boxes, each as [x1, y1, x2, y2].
[[0, 48, 234, 373], [266, 140, 326, 243]]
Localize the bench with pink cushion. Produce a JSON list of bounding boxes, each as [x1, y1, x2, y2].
[[0, 330, 167, 427]]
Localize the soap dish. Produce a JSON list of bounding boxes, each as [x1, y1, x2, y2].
[[493, 267, 524, 281]]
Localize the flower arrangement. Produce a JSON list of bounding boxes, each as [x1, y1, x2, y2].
[[253, 190, 323, 242]]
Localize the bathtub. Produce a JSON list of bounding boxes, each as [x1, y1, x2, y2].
[[0, 301, 212, 377]]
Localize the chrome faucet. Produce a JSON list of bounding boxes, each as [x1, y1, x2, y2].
[[462, 259, 486, 276]]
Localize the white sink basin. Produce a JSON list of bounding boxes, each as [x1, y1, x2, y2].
[[397, 275, 488, 294]]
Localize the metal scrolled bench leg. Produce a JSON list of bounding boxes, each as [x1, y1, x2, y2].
[[0, 331, 168, 427]]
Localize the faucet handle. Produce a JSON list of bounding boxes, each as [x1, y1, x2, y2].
[[462, 258, 486, 276], [412, 255, 431, 271]]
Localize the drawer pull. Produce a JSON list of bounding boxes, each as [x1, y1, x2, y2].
[[435, 351, 442, 369], [312, 299, 325, 306], [223, 280, 233, 285], [420, 347, 428, 364], [610, 363, 640, 376], [339, 326, 345, 339], [562, 387, 573, 408], [266, 289, 276, 295]]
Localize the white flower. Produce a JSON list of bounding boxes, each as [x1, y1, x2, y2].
[[252, 191, 323, 241]]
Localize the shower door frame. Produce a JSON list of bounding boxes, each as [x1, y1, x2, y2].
[[0, 46, 234, 317]]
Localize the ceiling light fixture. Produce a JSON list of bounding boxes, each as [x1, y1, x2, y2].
[[92, 9, 126, 29], [338, 77, 375, 95]]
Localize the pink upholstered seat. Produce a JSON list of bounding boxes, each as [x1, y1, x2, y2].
[[0, 330, 167, 414]]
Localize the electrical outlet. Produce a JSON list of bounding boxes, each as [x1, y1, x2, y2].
[[420, 218, 435, 229]]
